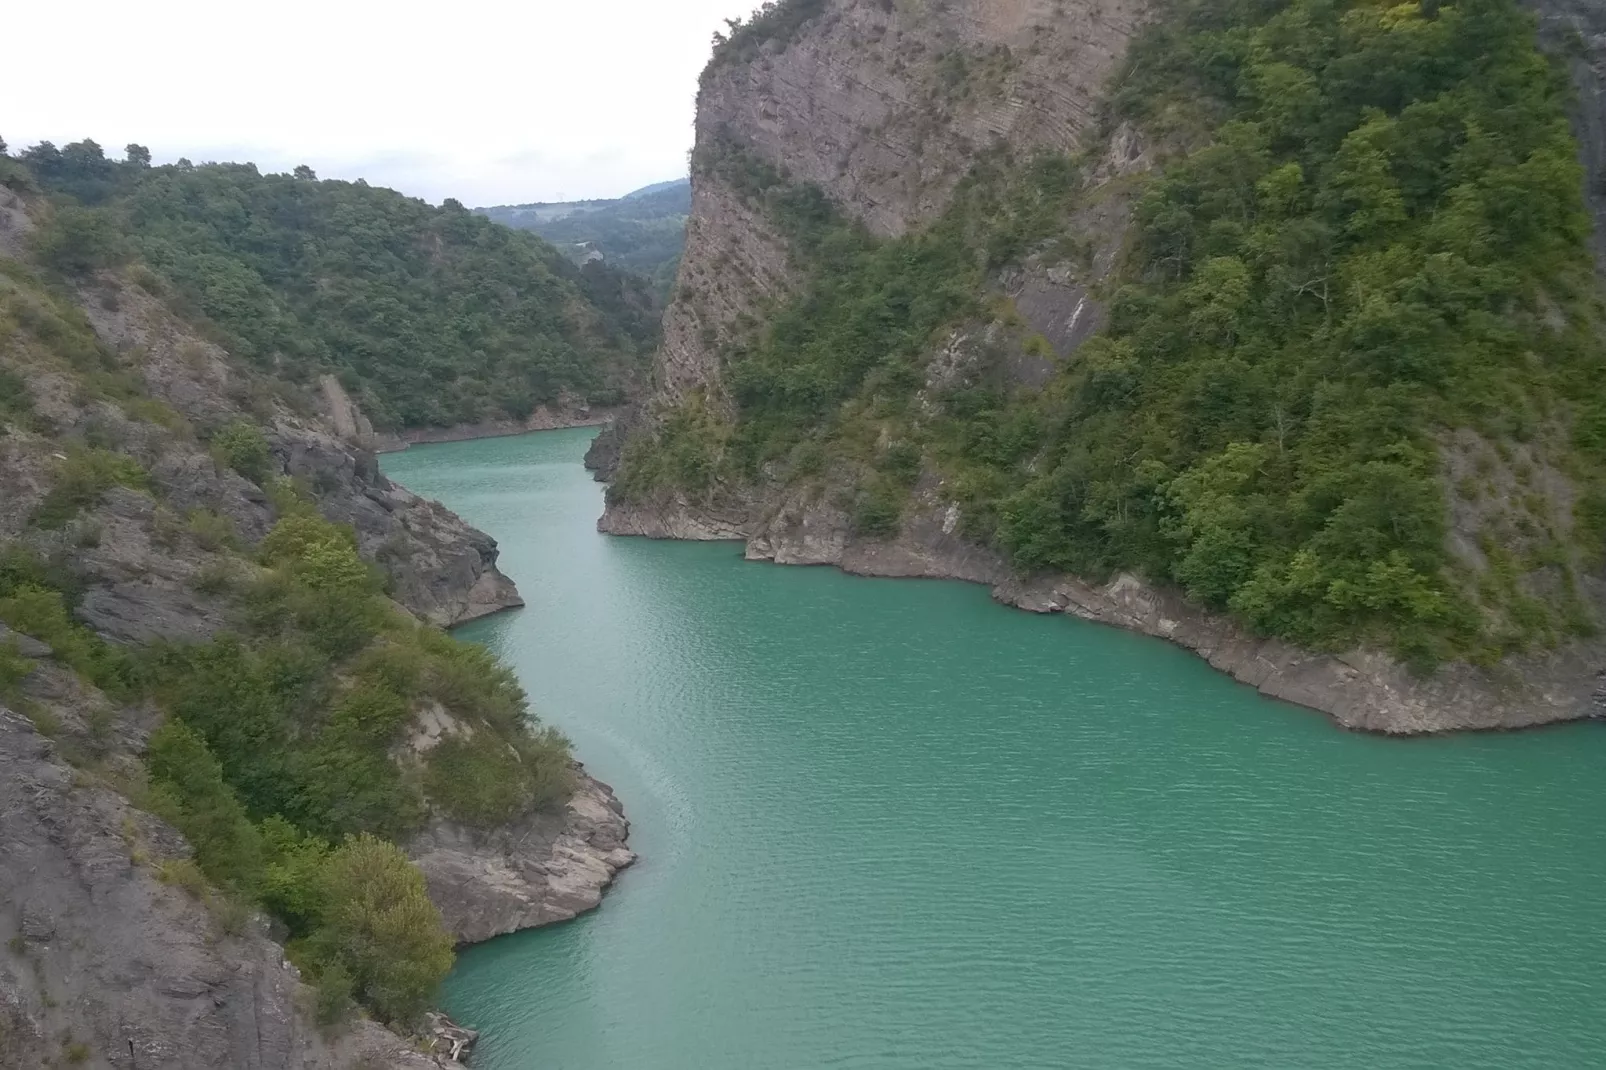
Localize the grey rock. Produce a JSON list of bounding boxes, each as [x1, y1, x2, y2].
[[410, 771, 636, 945], [0, 623, 51, 660], [0, 706, 455, 1070]]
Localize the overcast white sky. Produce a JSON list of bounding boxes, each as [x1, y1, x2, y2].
[[7, 0, 760, 206]]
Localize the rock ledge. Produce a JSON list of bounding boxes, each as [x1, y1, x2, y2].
[[410, 770, 636, 945]]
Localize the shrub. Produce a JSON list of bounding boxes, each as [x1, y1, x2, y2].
[[301, 834, 454, 1026], [31, 205, 127, 275], [852, 477, 907, 538], [0, 368, 33, 431], [0, 639, 33, 696], [31, 445, 149, 529], [423, 726, 575, 826], [312, 960, 356, 1027], [0, 582, 140, 697], [146, 719, 265, 891], [211, 420, 274, 484], [187, 508, 237, 551]]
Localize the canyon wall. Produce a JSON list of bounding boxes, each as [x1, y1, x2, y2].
[[597, 0, 1606, 734]]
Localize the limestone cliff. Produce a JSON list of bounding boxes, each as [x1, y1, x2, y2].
[[597, 0, 1606, 734], [411, 771, 635, 944]]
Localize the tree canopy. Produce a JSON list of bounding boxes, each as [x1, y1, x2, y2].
[[8, 143, 658, 428]]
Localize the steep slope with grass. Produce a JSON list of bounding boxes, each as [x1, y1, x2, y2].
[[598, 0, 1606, 733], [0, 167, 632, 1066]]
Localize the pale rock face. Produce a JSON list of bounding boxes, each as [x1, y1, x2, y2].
[[658, 175, 798, 410], [639, 0, 1150, 419], [409, 773, 636, 945], [700, 0, 1149, 238]]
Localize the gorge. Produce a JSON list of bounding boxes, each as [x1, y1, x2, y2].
[[395, 426, 1606, 1070], [2, 0, 1605, 1064]]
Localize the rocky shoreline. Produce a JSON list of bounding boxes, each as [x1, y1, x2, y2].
[[411, 769, 636, 945], [372, 406, 618, 454], [403, 770, 633, 1065], [598, 487, 1606, 736]]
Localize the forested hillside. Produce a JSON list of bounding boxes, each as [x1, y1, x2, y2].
[[0, 150, 624, 1061], [9, 141, 658, 430], [478, 179, 691, 299], [604, 0, 1606, 723]]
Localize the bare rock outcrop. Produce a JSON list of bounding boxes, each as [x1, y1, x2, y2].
[[410, 772, 636, 945], [0, 706, 455, 1070], [700, 0, 1148, 238]]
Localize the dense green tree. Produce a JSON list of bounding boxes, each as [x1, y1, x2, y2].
[[210, 419, 274, 483], [301, 834, 454, 1025], [147, 719, 267, 890], [16, 147, 656, 428]]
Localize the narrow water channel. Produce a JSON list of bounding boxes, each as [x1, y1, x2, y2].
[[383, 428, 1606, 1070]]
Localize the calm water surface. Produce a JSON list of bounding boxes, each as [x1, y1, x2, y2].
[[383, 429, 1606, 1070]]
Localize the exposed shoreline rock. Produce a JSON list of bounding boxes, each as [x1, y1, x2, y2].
[[371, 406, 619, 454], [600, 490, 1606, 736], [410, 769, 636, 945]]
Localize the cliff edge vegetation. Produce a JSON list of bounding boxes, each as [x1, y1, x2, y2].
[[603, 0, 1606, 728]]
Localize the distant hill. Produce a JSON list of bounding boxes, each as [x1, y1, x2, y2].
[[477, 179, 689, 298]]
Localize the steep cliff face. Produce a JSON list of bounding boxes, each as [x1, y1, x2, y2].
[[599, 0, 1606, 734], [1527, 0, 1606, 267], [667, 0, 1146, 399]]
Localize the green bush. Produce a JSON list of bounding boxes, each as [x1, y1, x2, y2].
[[32, 445, 149, 529], [30, 205, 127, 276], [147, 719, 266, 891], [0, 639, 33, 697], [0, 368, 33, 432], [187, 508, 237, 551], [312, 960, 356, 1027], [423, 727, 576, 826], [852, 477, 907, 538], [707, 0, 826, 75], [300, 834, 454, 1026], [0, 582, 140, 697], [210, 420, 274, 484]]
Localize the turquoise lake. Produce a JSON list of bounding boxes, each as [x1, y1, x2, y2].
[[383, 427, 1606, 1069]]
